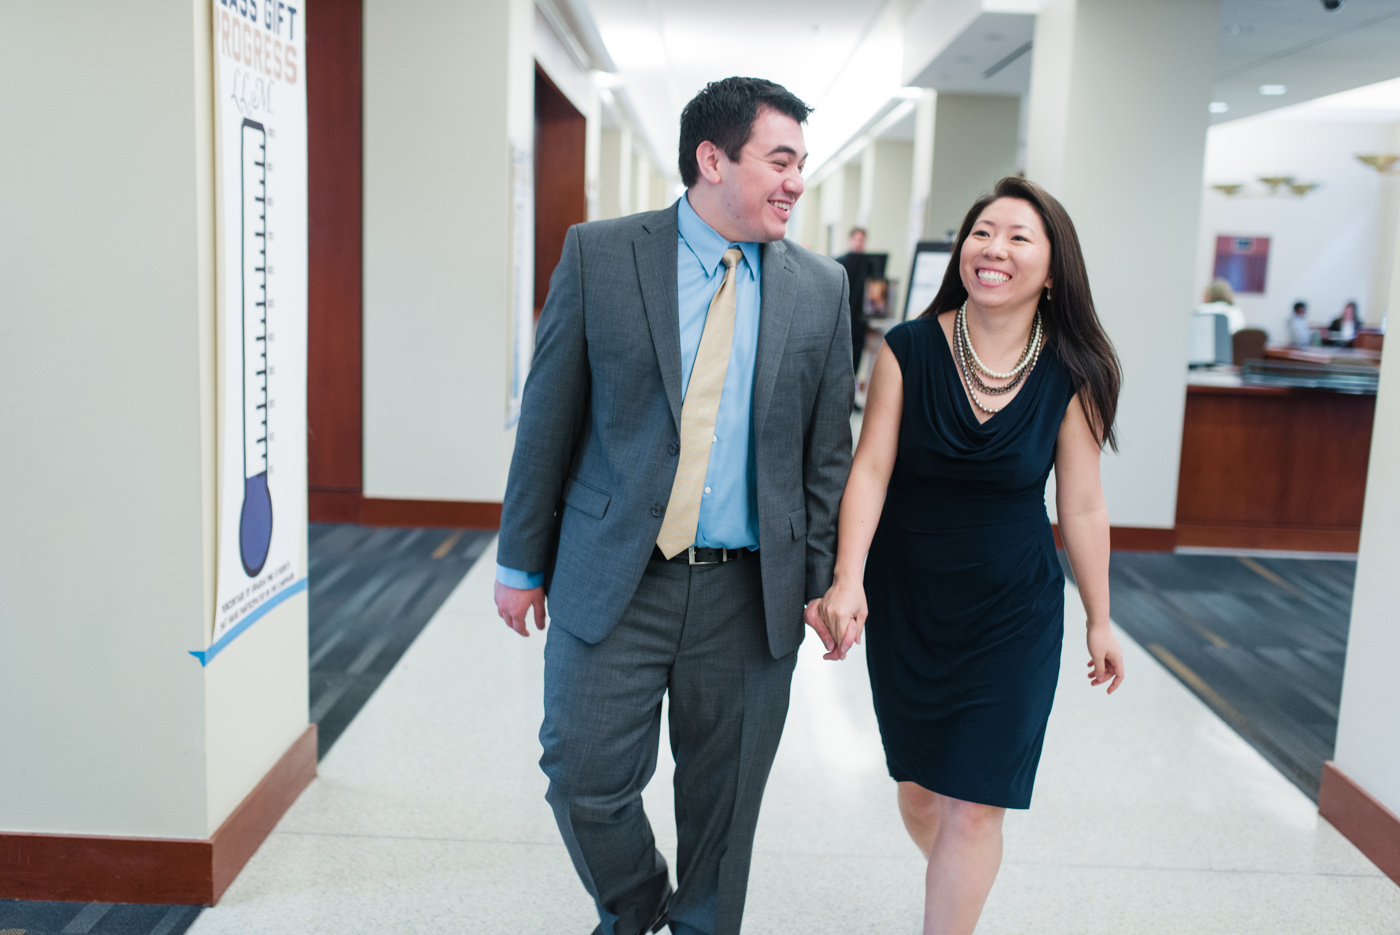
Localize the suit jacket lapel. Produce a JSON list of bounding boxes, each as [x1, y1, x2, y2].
[[635, 205, 683, 430], [752, 238, 798, 437]]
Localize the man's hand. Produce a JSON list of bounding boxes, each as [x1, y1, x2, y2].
[[495, 581, 547, 637], [804, 600, 835, 655]]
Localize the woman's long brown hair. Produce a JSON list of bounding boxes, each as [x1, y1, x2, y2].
[[920, 176, 1122, 451]]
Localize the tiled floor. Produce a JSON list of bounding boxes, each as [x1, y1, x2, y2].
[[187, 538, 1400, 935]]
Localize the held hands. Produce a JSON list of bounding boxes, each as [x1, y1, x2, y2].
[[495, 581, 547, 637], [1086, 623, 1125, 693], [804, 576, 868, 661]]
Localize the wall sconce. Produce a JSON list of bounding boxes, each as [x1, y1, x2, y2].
[[1356, 154, 1400, 175]]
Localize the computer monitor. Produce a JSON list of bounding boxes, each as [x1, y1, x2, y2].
[[1188, 312, 1231, 366]]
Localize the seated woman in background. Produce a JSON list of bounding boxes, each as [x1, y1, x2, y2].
[[1196, 278, 1246, 334], [1326, 301, 1361, 347]]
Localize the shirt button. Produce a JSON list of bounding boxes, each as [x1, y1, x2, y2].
[[703, 486, 711, 495], [668, 442, 679, 455], [651, 504, 663, 517], [712, 434, 718, 442]]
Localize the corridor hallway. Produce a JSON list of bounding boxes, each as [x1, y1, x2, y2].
[[186, 540, 1400, 935]]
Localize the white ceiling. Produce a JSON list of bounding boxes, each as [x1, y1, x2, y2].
[[572, 0, 1400, 178]]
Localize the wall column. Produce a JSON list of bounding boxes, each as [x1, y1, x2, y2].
[[362, 0, 533, 511], [1025, 0, 1220, 540], [1321, 205, 1400, 886], [1, 2, 312, 904], [925, 93, 1020, 243]]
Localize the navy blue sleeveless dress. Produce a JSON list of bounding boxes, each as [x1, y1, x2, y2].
[[865, 317, 1076, 809]]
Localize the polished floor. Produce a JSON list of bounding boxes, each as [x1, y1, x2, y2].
[[1064, 550, 1355, 800], [186, 538, 1400, 935], [308, 524, 494, 758]]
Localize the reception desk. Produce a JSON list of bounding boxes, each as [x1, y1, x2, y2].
[[1176, 370, 1375, 552]]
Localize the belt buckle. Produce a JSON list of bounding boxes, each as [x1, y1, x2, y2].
[[687, 546, 725, 565]]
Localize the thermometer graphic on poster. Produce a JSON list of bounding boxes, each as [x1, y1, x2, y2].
[[206, 0, 307, 660], [239, 117, 273, 577]]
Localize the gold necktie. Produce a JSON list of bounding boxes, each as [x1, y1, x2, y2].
[[656, 247, 743, 559]]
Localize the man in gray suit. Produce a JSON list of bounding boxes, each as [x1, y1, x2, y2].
[[494, 77, 852, 935]]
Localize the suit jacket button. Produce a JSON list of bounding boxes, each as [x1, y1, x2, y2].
[[651, 504, 663, 517], [668, 442, 679, 455]]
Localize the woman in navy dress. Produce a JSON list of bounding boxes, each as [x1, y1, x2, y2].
[[807, 177, 1124, 934]]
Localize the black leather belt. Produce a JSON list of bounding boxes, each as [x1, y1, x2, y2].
[[651, 545, 757, 565]]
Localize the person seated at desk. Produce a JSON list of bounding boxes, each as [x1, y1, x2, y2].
[[1325, 300, 1361, 348], [1195, 278, 1246, 333], [1287, 301, 1312, 347]]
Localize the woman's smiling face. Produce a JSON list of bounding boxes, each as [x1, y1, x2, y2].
[[959, 197, 1053, 313]]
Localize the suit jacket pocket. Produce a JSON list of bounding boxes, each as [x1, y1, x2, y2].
[[563, 477, 612, 520], [789, 508, 807, 541]]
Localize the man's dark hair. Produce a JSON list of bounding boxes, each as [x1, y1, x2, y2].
[[849, 226, 868, 238], [1294, 302, 1307, 313], [678, 77, 813, 188]]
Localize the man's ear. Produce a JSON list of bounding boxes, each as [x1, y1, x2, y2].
[[695, 141, 724, 185]]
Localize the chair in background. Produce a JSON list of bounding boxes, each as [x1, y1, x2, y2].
[[1233, 328, 1268, 365]]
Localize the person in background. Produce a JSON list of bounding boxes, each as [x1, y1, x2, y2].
[[1195, 278, 1245, 334], [1288, 301, 1312, 347], [836, 227, 870, 377], [1326, 301, 1361, 347]]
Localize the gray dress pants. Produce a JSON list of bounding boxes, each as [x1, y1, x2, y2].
[[540, 553, 797, 935]]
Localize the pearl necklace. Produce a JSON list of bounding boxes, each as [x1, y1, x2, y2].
[[957, 300, 1041, 379], [953, 303, 1044, 416]]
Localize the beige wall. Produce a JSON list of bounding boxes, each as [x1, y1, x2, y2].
[[926, 94, 1021, 242], [863, 140, 916, 314], [598, 128, 624, 219], [0, 0, 307, 838], [362, 0, 533, 502]]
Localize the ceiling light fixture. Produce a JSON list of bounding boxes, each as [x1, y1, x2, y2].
[[1210, 176, 1321, 198], [1356, 154, 1400, 174], [1260, 84, 1287, 96], [1209, 101, 1229, 114]]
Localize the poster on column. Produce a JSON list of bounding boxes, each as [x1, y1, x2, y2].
[[202, 0, 309, 664]]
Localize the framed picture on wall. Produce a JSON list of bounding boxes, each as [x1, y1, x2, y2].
[[1213, 235, 1270, 294]]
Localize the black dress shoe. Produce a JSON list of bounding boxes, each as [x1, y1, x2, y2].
[[644, 885, 673, 933]]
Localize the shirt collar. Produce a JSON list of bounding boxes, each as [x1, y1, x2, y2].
[[678, 193, 760, 282]]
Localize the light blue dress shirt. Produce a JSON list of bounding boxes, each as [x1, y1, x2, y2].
[[498, 195, 762, 589]]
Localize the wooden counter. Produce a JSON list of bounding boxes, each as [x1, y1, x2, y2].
[[1175, 374, 1375, 552]]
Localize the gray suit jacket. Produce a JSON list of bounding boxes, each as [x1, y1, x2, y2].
[[497, 201, 853, 659]]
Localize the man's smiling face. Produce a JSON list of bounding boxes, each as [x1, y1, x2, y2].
[[713, 107, 807, 244]]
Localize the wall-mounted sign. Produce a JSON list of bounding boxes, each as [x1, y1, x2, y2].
[[199, 0, 309, 665], [1213, 235, 1270, 295]]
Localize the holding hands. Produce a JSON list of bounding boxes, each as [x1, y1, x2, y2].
[[804, 575, 868, 661]]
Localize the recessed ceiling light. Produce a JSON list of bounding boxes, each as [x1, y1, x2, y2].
[[1209, 101, 1230, 113], [1260, 84, 1287, 96]]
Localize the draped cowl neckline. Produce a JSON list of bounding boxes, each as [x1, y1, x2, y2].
[[910, 316, 1062, 462]]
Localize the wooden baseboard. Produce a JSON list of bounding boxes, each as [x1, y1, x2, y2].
[[309, 488, 363, 523], [210, 725, 318, 902], [0, 725, 317, 905], [1319, 761, 1400, 886], [1176, 523, 1359, 553], [1051, 525, 1177, 552], [359, 497, 501, 528], [309, 491, 503, 529]]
